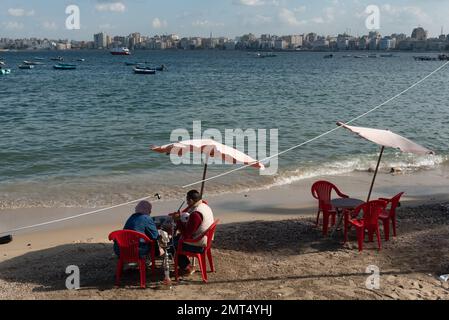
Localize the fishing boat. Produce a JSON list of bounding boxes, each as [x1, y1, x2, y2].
[[53, 63, 77, 70], [323, 54, 334, 59], [34, 57, 45, 60], [342, 54, 352, 58], [76, 58, 86, 62], [111, 47, 130, 55], [133, 67, 156, 74], [24, 60, 44, 65], [19, 64, 34, 69], [51, 56, 64, 61], [0, 68, 11, 75]]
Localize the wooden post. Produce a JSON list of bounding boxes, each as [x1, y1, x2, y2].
[[200, 162, 208, 197]]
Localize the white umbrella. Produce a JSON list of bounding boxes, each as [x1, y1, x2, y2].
[[151, 139, 264, 196], [337, 122, 434, 201]]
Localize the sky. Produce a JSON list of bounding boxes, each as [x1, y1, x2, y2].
[[1, 0, 448, 40]]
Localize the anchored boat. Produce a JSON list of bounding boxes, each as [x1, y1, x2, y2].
[[0, 68, 11, 75], [53, 63, 77, 70], [19, 64, 34, 69], [133, 66, 156, 74]]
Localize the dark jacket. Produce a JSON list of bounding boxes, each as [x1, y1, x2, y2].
[[114, 213, 159, 258]]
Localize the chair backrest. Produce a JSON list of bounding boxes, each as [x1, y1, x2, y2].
[[205, 219, 219, 250], [354, 200, 387, 227], [108, 230, 151, 262], [311, 180, 338, 209], [387, 192, 404, 218]]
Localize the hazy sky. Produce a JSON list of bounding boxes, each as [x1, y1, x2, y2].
[[1, 0, 448, 40]]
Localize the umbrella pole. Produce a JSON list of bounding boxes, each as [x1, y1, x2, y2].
[[200, 162, 208, 197], [367, 146, 385, 202]]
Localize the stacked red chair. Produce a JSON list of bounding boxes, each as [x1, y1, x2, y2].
[[344, 200, 387, 251]]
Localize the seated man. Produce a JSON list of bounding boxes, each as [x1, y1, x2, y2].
[[114, 200, 161, 258], [171, 190, 214, 275]]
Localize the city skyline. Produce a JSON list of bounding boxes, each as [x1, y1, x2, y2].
[[1, 0, 449, 40]]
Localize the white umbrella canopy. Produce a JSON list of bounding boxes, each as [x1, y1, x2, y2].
[[337, 122, 434, 201], [151, 139, 265, 196], [337, 122, 434, 155]]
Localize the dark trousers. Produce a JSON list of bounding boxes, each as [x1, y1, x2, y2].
[[171, 235, 205, 269]]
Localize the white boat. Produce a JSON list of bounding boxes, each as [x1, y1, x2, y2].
[[110, 47, 130, 55]]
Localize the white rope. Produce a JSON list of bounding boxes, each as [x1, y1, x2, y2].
[[1, 60, 448, 236], [0, 195, 152, 236], [182, 60, 449, 188]]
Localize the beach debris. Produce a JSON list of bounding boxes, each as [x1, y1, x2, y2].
[[439, 274, 449, 282]]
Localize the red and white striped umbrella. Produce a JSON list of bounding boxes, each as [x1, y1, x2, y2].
[[151, 139, 264, 195]]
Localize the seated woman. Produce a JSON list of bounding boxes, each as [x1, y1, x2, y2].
[[114, 200, 161, 258]]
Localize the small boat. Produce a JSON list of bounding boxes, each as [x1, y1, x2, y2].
[[414, 56, 437, 61], [368, 54, 377, 58], [53, 63, 77, 70], [155, 64, 166, 71], [342, 54, 352, 58], [111, 47, 131, 55], [51, 56, 64, 61], [23, 60, 44, 65], [125, 62, 138, 66], [19, 64, 34, 69], [133, 67, 156, 74], [324, 54, 334, 59], [256, 53, 277, 58], [0, 68, 11, 75], [380, 53, 394, 58], [34, 57, 45, 60], [76, 58, 85, 62], [354, 55, 365, 59]]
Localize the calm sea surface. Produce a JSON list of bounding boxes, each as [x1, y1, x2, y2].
[[0, 50, 448, 208]]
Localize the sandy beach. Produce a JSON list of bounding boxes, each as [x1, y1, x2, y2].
[[1, 169, 449, 300]]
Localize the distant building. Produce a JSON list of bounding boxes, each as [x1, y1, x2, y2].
[[274, 39, 287, 50], [379, 37, 396, 50], [411, 27, 427, 41], [93, 32, 108, 49]]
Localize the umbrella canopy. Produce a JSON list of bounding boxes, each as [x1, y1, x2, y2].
[[337, 122, 434, 155], [337, 122, 434, 201], [151, 139, 264, 195]]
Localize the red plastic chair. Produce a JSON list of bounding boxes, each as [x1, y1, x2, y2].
[[174, 219, 219, 283], [344, 200, 387, 251], [311, 180, 349, 235], [108, 230, 156, 288], [378, 192, 404, 241]]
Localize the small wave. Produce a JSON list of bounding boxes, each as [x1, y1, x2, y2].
[[269, 153, 449, 188]]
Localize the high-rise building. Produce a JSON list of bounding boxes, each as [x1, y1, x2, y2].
[[93, 32, 107, 49]]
